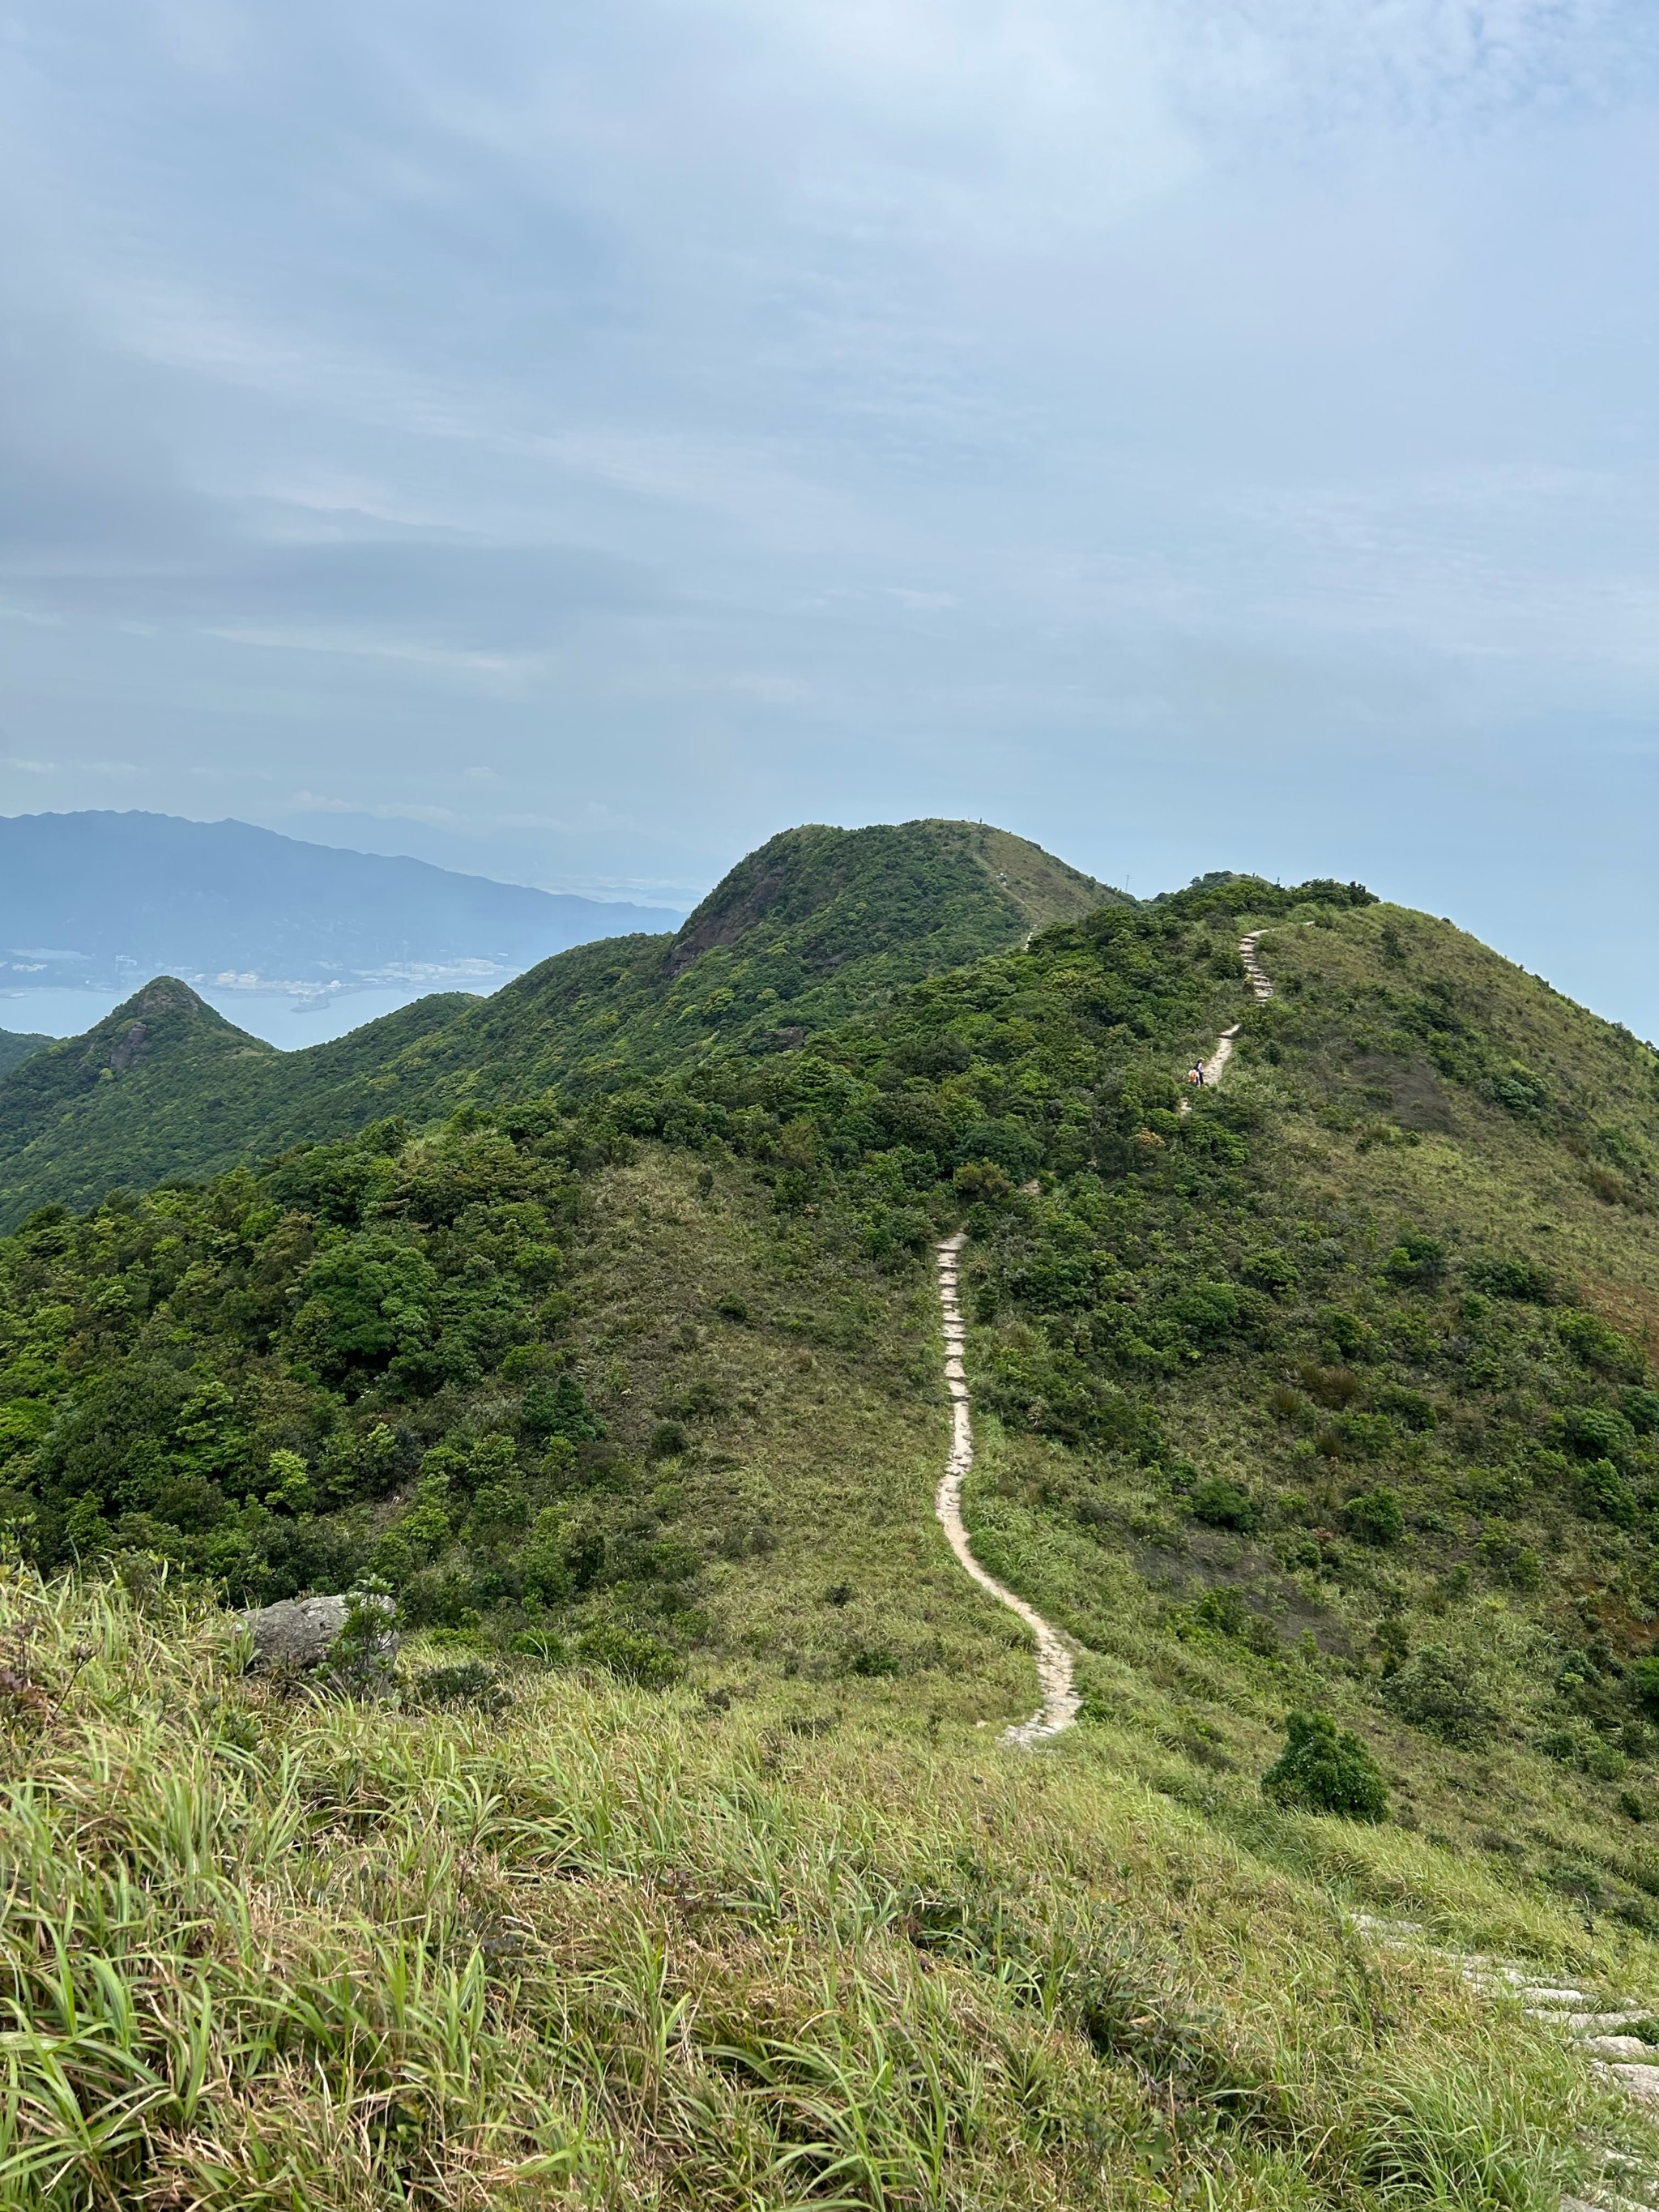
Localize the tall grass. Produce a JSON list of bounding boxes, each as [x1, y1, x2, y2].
[[0, 1564, 1644, 2208]]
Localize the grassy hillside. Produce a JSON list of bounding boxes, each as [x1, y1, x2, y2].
[[2, 1567, 1644, 2210], [10, 878, 1659, 1894], [12, 867, 1659, 2198], [0, 821, 1121, 1228], [0, 1026, 49, 1079]]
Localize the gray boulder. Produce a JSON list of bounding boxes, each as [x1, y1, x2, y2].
[[238, 1594, 399, 1685]]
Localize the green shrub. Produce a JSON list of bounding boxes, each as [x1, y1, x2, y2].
[[1383, 1232, 1447, 1290], [407, 1659, 512, 1715], [1189, 1587, 1247, 1638], [1629, 1657, 1659, 1719], [1373, 1384, 1437, 1432], [522, 1374, 607, 1443], [1188, 1478, 1256, 1532], [574, 1621, 682, 1689], [1319, 1309, 1375, 1359], [1381, 1644, 1497, 1748], [1329, 1412, 1397, 1462], [1242, 1252, 1299, 1297], [1165, 1280, 1243, 1342], [1578, 1457, 1637, 1526], [1488, 1063, 1548, 1116], [1563, 1404, 1636, 1460], [1262, 1710, 1388, 1821], [1559, 1312, 1646, 1381], [1465, 1256, 1555, 1302], [329, 1584, 402, 1696], [510, 1628, 565, 1663], [1343, 1487, 1404, 1547]]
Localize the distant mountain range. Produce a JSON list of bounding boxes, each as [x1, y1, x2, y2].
[[0, 811, 682, 1001]]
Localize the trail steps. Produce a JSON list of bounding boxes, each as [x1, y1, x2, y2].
[[933, 1233, 1079, 1744], [1356, 1916, 1659, 2205], [928, 925, 1659, 2202], [933, 929, 1270, 1738]]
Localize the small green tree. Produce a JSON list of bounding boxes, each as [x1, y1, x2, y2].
[[1344, 1487, 1404, 1547], [1629, 1657, 1659, 1719], [575, 1621, 682, 1689], [1578, 1456, 1637, 1526], [1384, 1232, 1447, 1291], [1262, 1710, 1388, 1821], [1188, 1477, 1256, 1531], [1380, 1642, 1497, 1747]]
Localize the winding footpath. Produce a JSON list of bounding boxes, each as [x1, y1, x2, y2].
[[934, 1233, 1080, 1744], [1194, 926, 1273, 1091], [932, 927, 1273, 1742], [929, 922, 1659, 2194]]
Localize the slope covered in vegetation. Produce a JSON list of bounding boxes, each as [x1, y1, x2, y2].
[[0, 1027, 49, 1079], [8, 873, 1659, 1899], [0, 1565, 1640, 2210], [11, 859, 1659, 2200], [0, 820, 1120, 1229], [0, 980, 472, 1228]]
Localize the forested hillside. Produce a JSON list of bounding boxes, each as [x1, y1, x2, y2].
[[8, 871, 1659, 1891], [0, 1026, 48, 1078], [10, 856, 1659, 2202], [0, 818, 1120, 1226]]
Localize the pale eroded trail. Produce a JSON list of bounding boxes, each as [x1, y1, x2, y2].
[[932, 931, 1659, 2185], [932, 927, 1274, 1744], [934, 1233, 1081, 1744]]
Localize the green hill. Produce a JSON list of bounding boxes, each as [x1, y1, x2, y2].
[[0, 978, 474, 1225], [0, 820, 1122, 1227], [11, 861, 1659, 2201], [0, 1026, 49, 1078]]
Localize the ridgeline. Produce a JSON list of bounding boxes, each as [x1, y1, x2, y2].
[[0, 818, 1122, 1228]]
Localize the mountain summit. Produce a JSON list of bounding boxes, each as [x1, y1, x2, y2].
[[0, 818, 1122, 1222]]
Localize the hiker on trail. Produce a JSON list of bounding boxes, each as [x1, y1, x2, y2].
[[1188, 1061, 1205, 1087]]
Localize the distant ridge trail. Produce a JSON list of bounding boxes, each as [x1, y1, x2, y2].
[[1191, 928, 1273, 1093], [932, 928, 1273, 1744]]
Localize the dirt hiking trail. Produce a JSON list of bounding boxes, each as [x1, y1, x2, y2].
[[930, 925, 1659, 2176], [1189, 928, 1273, 1095], [932, 929, 1272, 1744], [933, 1233, 1080, 1745]]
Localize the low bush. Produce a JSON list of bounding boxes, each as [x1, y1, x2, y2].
[[1579, 1457, 1638, 1527], [1466, 1256, 1555, 1302], [575, 1621, 684, 1688], [407, 1659, 512, 1715], [1343, 1487, 1404, 1547], [1381, 1644, 1498, 1749], [1188, 1478, 1256, 1532], [1261, 1710, 1388, 1821], [1630, 1657, 1659, 1719]]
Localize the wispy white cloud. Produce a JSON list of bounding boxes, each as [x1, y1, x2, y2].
[[2, 0, 1658, 1018]]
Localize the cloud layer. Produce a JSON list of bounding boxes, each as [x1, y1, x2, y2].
[[2, 0, 1657, 1019]]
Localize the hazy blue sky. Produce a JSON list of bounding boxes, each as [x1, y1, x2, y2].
[[3, 2, 1657, 1028]]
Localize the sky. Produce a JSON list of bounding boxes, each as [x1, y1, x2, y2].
[[2, 0, 1658, 1033]]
